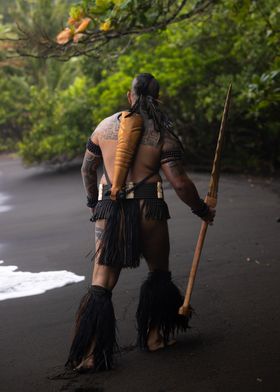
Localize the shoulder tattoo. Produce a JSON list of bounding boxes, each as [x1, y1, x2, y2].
[[98, 117, 119, 141], [141, 125, 161, 147]]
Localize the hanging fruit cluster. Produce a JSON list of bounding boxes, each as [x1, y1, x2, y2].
[[56, 1, 121, 44], [56, 0, 177, 45]]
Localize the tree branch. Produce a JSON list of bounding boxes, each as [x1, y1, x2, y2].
[[4, 0, 217, 60]]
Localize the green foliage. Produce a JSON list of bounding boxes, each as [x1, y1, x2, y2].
[[0, 0, 279, 173], [18, 78, 93, 164], [0, 74, 30, 152], [69, 0, 184, 29], [61, 0, 279, 172], [0, 0, 82, 154]]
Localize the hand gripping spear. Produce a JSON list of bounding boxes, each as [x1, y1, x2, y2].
[[179, 83, 232, 317]]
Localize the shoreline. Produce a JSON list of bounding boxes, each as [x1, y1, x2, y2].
[[1, 151, 279, 178]]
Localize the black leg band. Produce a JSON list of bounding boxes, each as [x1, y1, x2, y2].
[[136, 270, 190, 349], [65, 285, 117, 371]]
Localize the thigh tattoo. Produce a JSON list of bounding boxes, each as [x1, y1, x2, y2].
[[95, 226, 104, 241]]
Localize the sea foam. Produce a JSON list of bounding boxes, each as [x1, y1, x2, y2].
[[0, 192, 12, 213], [0, 260, 85, 301]]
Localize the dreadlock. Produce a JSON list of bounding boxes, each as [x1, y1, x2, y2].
[[128, 73, 184, 150]]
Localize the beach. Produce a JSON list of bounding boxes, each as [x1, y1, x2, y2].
[[0, 155, 279, 392]]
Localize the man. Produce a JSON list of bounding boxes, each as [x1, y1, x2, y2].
[[66, 73, 215, 372]]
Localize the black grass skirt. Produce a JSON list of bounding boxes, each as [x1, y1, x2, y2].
[[91, 199, 170, 269]]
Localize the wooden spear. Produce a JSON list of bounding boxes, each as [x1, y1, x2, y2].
[[179, 83, 232, 317]]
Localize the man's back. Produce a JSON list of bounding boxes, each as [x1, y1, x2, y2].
[[92, 112, 163, 184]]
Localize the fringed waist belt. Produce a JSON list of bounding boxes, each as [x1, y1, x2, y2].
[[92, 181, 170, 269], [98, 181, 164, 201]]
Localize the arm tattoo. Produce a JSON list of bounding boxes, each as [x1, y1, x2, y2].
[[166, 160, 186, 177], [161, 130, 184, 168], [81, 151, 101, 201]]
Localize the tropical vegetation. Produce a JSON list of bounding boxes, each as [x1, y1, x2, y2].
[[0, 0, 279, 173]]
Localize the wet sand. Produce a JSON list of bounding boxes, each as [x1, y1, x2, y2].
[[0, 156, 279, 392]]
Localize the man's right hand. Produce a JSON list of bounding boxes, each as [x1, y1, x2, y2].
[[202, 207, 216, 225]]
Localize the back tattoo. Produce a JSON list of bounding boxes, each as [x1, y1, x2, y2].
[[98, 113, 161, 148]]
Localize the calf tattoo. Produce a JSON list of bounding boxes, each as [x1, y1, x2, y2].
[[81, 151, 102, 201]]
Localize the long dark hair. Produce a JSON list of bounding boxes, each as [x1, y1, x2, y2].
[[128, 73, 184, 149]]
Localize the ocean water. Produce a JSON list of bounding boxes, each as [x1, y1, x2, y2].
[[0, 190, 85, 301]]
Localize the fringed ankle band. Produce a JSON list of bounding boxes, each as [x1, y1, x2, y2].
[[65, 285, 117, 371], [136, 270, 190, 349]]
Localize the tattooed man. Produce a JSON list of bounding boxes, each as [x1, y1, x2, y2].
[[66, 73, 215, 372]]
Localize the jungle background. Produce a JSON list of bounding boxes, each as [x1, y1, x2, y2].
[[0, 0, 279, 173]]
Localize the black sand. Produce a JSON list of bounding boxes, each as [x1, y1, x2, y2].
[[0, 156, 279, 392]]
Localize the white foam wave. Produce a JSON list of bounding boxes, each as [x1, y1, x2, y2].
[[0, 192, 12, 212], [0, 260, 85, 301]]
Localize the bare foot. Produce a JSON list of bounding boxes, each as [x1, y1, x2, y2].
[[147, 328, 176, 351], [148, 336, 165, 351], [75, 354, 95, 371], [75, 339, 96, 371], [166, 338, 177, 347]]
